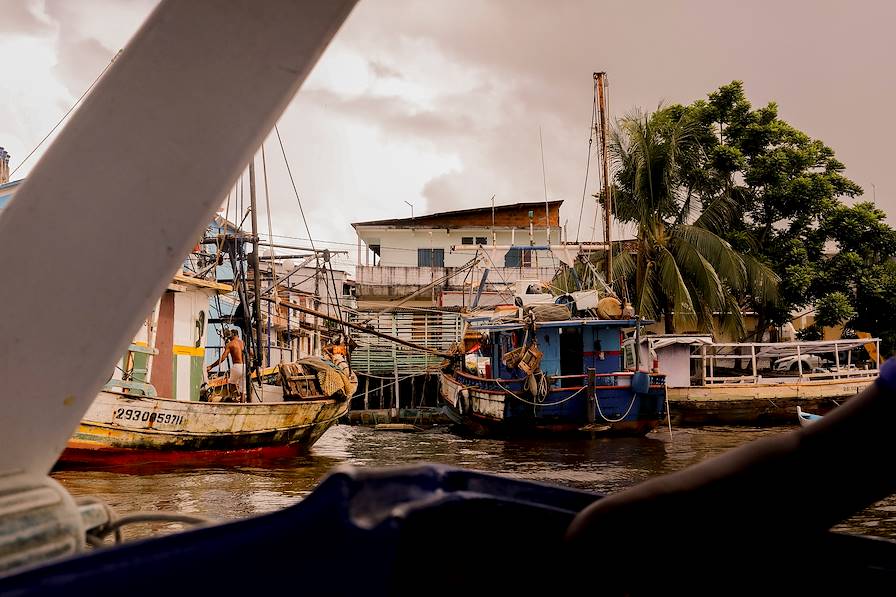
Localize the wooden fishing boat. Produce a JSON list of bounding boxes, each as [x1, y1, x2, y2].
[[63, 387, 350, 464], [57, 276, 355, 466], [439, 301, 667, 436]]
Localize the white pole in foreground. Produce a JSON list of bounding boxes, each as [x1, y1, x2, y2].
[[0, 0, 357, 476]]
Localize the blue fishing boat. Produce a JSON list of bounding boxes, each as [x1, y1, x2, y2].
[[439, 305, 667, 436]]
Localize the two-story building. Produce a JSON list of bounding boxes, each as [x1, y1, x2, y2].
[[352, 200, 564, 309]]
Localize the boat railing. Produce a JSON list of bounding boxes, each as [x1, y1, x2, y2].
[[690, 338, 881, 386], [455, 369, 665, 391]]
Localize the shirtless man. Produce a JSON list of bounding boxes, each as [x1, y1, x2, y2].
[[206, 328, 246, 402]]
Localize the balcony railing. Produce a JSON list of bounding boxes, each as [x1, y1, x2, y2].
[[355, 265, 557, 289]]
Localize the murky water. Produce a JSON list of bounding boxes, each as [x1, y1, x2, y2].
[[52, 424, 896, 540]]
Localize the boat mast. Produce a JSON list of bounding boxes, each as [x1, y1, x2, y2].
[[594, 72, 612, 287], [248, 158, 265, 371]]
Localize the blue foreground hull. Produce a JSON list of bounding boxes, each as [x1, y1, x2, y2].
[[2, 465, 894, 596]]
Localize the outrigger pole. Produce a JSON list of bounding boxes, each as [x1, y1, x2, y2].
[[262, 296, 455, 358]]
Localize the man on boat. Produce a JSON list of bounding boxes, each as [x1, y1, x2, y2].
[[207, 328, 246, 402]]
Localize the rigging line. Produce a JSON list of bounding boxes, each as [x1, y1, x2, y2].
[[575, 87, 598, 243], [357, 257, 480, 323], [274, 125, 317, 255], [539, 126, 549, 242], [260, 143, 278, 289], [590, 80, 603, 245], [256, 231, 437, 253], [10, 50, 121, 178], [478, 247, 517, 299], [273, 124, 344, 341]]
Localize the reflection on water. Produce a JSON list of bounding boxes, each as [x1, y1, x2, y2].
[[51, 424, 896, 540]]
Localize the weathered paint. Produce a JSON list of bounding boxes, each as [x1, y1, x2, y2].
[[189, 355, 204, 402], [440, 370, 664, 436], [668, 377, 873, 425], [58, 390, 348, 464]]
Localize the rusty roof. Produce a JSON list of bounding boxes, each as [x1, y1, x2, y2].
[[352, 200, 563, 229]]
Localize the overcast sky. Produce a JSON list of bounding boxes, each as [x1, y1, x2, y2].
[[2, 0, 895, 270]]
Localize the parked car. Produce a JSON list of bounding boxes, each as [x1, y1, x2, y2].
[[773, 354, 825, 372]]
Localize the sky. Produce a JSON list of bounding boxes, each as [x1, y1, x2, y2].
[[2, 0, 895, 272]]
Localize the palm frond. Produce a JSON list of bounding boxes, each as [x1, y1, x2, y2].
[[656, 246, 697, 330], [637, 261, 660, 320], [668, 237, 726, 311], [674, 224, 747, 290], [742, 253, 780, 305]]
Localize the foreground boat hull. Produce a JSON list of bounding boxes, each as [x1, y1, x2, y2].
[[439, 371, 665, 437], [667, 378, 872, 425], [3, 464, 893, 596], [58, 390, 348, 464]]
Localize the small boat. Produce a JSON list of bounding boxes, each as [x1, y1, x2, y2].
[[439, 293, 667, 436], [797, 406, 823, 427], [374, 423, 424, 432]]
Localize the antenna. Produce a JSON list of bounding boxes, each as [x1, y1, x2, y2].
[[539, 126, 550, 244]]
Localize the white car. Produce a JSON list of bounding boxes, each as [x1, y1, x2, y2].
[[773, 354, 824, 372]]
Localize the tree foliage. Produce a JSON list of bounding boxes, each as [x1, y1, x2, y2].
[[653, 82, 896, 351], [610, 108, 778, 335]]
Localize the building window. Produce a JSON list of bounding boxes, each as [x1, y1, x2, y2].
[[461, 237, 474, 245], [418, 248, 445, 267], [504, 248, 532, 267], [476, 236, 487, 245]]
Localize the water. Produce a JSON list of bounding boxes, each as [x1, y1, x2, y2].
[[52, 424, 896, 540]]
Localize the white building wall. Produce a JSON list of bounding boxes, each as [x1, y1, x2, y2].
[[359, 227, 561, 267]]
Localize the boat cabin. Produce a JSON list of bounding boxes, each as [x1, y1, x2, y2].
[[465, 318, 642, 383], [108, 275, 230, 401]]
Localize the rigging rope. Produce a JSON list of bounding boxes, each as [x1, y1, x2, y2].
[[274, 125, 349, 342], [575, 84, 597, 243], [10, 50, 121, 178]]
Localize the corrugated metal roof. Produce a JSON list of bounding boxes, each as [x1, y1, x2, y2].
[[351, 200, 563, 229]]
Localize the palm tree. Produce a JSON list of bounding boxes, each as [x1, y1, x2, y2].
[[610, 108, 778, 336]]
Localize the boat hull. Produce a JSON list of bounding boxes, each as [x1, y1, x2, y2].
[[667, 378, 872, 425], [58, 390, 348, 464], [439, 371, 665, 437]]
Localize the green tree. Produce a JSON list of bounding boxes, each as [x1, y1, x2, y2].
[[610, 108, 778, 335], [674, 81, 866, 338]]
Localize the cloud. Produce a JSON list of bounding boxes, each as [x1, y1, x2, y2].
[[368, 60, 403, 80], [0, 0, 52, 35], [3, 0, 896, 256]]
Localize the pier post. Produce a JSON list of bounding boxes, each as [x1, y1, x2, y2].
[[587, 368, 596, 423], [700, 345, 706, 385], [363, 375, 369, 411], [835, 342, 840, 378], [751, 345, 757, 382]]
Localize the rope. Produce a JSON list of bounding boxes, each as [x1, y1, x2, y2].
[[575, 84, 597, 242], [76, 495, 212, 547], [593, 388, 638, 423], [492, 378, 586, 408], [9, 50, 121, 178]]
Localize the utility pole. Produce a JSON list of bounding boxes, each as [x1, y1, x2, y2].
[[595, 72, 613, 287]]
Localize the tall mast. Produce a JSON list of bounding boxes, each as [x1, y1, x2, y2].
[[594, 72, 612, 287], [248, 158, 264, 370]]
